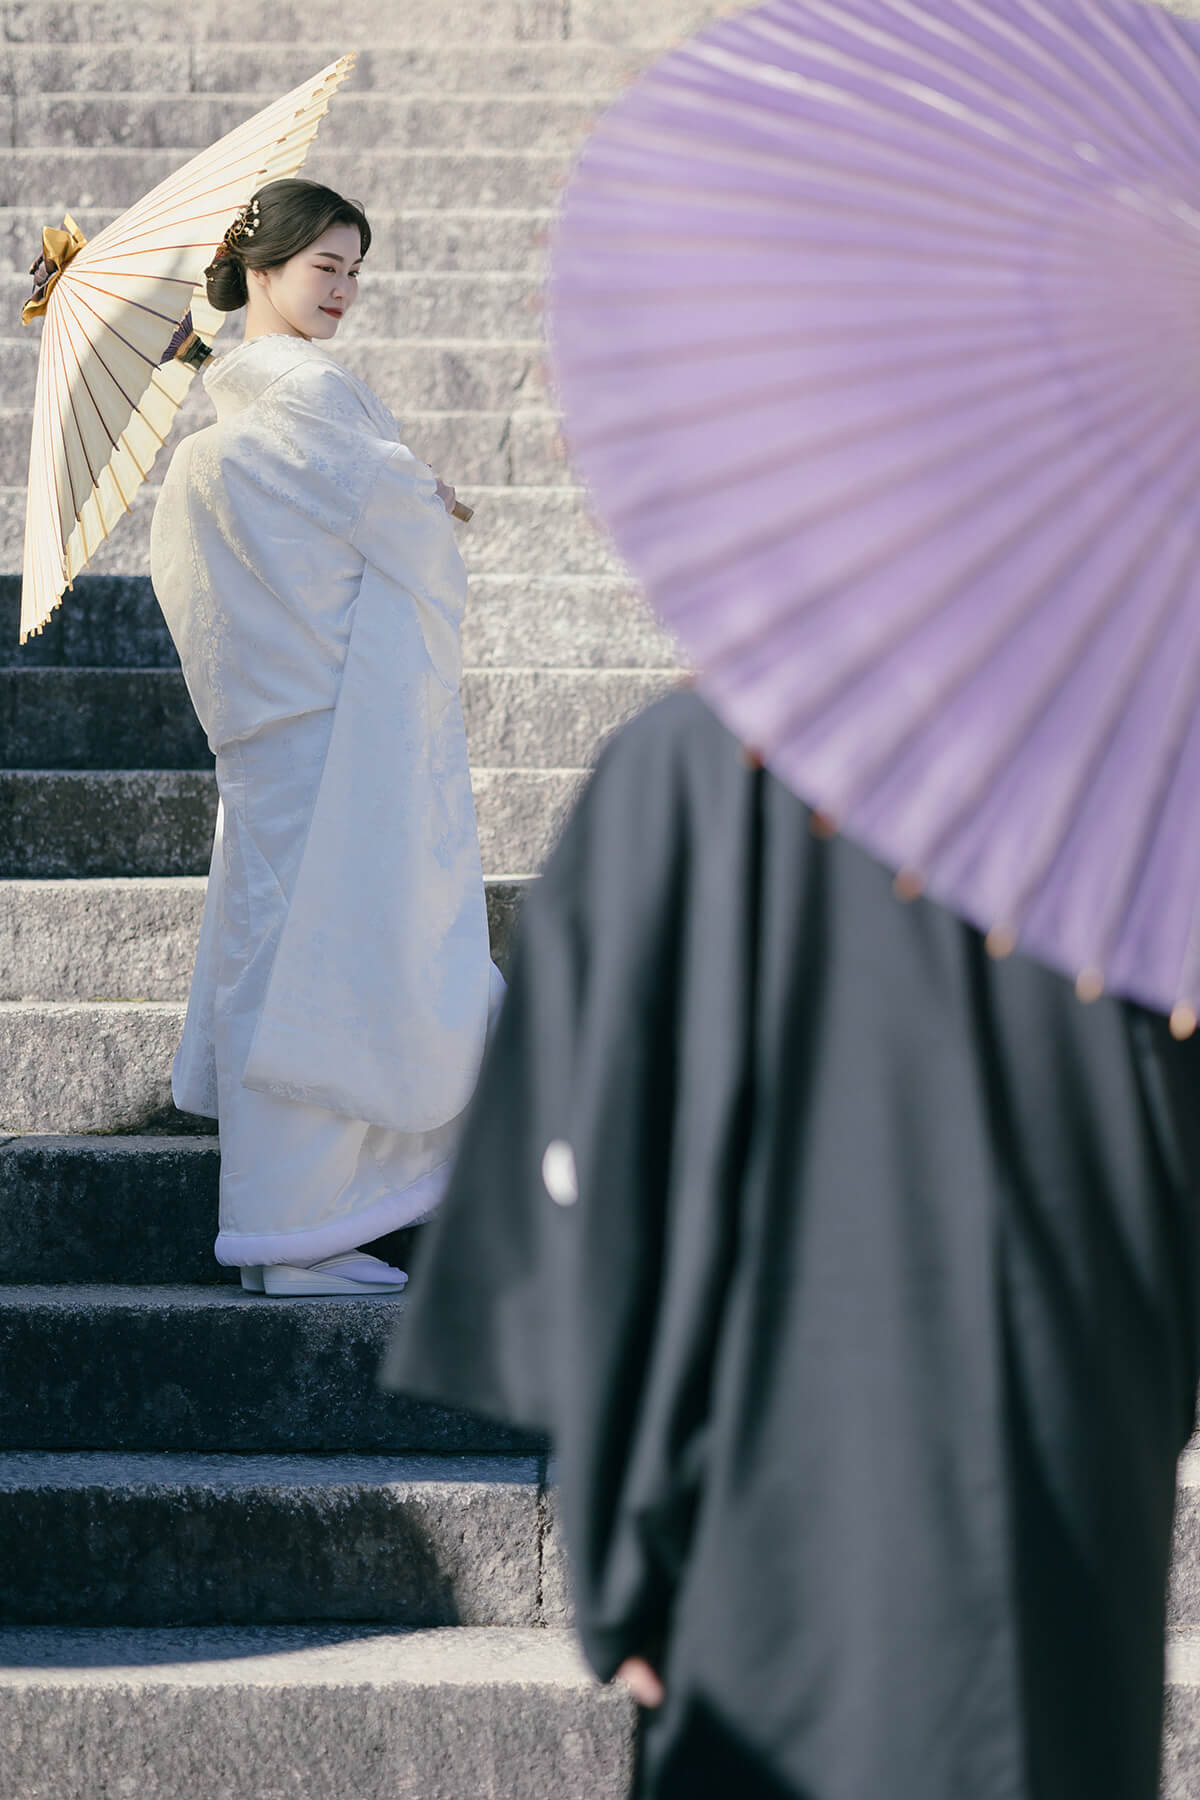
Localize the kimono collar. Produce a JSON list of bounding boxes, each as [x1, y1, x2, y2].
[[203, 335, 341, 422]]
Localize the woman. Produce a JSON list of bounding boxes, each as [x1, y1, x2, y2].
[[151, 178, 500, 1297]]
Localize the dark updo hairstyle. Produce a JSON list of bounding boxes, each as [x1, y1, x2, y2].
[[204, 178, 371, 313]]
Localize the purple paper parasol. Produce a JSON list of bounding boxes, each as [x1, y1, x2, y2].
[[547, 0, 1200, 1036]]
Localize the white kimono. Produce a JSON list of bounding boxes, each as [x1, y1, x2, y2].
[[150, 334, 500, 1268]]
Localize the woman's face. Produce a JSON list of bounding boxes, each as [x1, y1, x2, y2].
[[249, 224, 363, 341]]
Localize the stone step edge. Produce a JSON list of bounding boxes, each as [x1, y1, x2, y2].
[[0, 1134, 209, 1152], [0, 339, 548, 351], [0, 38, 638, 51], [18, 88, 607, 101], [0, 275, 544, 289], [0, 662, 661, 674], [0, 408, 560, 421], [0, 1620, 1191, 1690], [0, 146, 567, 158], [0, 206, 554, 218], [0, 1449, 543, 1493], [0, 765, 590, 775], [0, 1624, 605, 1688]]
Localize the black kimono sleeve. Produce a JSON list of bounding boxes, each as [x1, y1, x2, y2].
[[383, 692, 762, 1680]]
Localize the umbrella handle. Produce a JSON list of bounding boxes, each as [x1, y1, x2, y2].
[[452, 500, 474, 523]]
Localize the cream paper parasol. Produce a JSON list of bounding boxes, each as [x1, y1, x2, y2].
[[18, 53, 357, 644]]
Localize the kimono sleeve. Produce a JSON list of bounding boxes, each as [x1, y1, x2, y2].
[[260, 363, 458, 575], [384, 693, 762, 1683]]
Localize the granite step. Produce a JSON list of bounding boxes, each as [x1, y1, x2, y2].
[[0, 1285, 542, 1453], [0, 486, 617, 581], [13, 93, 599, 152], [0, 877, 526, 1004], [0, 668, 668, 770], [0, 669, 212, 771], [0, 0, 726, 41], [0, 1625, 632, 1800], [1169, 1632, 1200, 1800], [0, 206, 554, 273], [1174, 1443, 1200, 1634], [0, 1136, 434, 1288], [0, 1635, 1192, 1800], [0, 336, 552, 414], [0, 1138, 224, 1283], [0, 767, 580, 882], [0, 405, 569, 489], [0, 877, 528, 1123], [0, 0, 724, 41], [0, 43, 638, 97], [1, 575, 675, 673], [0, 1000, 212, 1134], [0, 1451, 565, 1629], [0, 146, 568, 210], [0, 1137, 434, 1288], [1, 269, 543, 339]]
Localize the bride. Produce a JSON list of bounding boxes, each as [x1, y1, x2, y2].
[[151, 178, 500, 1298]]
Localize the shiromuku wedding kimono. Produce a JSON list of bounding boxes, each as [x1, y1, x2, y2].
[[150, 333, 500, 1269]]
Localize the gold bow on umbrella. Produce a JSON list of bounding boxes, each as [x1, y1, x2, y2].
[[22, 215, 88, 324]]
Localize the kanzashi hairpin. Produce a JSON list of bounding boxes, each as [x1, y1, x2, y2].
[[223, 196, 262, 250]]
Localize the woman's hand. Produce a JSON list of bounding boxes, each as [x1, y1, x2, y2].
[[434, 477, 457, 516], [616, 1658, 665, 1709]]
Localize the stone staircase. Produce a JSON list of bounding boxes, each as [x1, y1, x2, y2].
[[0, 2, 1197, 1794]]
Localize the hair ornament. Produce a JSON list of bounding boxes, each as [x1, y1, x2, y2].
[[222, 196, 261, 253]]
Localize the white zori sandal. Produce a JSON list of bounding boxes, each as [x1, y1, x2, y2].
[[240, 1253, 408, 1297]]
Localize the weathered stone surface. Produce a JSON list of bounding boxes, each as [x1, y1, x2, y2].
[[2, 479, 624, 580], [541, 1479, 572, 1625], [460, 489, 621, 579], [0, 876, 528, 1002], [467, 668, 671, 765], [466, 577, 680, 669], [0, 669, 212, 770], [0, 1001, 193, 1134], [566, 0, 730, 39], [0, 771, 217, 878], [0, 0, 572, 42], [0, 1626, 633, 1800], [2, 574, 680, 671], [0, 575, 180, 669], [0, 337, 549, 416], [0, 1133, 444, 1284], [508, 407, 570, 485], [188, 42, 637, 95], [0, 1286, 543, 1453], [0, 206, 554, 273], [0, 878, 208, 1001], [0, 404, 571, 490], [1166, 1633, 1200, 1800], [14, 94, 596, 154], [0, 1452, 544, 1628], [0, 866, 531, 1123], [485, 875, 528, 974], [2, 268, 539, 339], [0, 767, 577, 878], [472, 768, 582, 875], [0, 45, 192, 95], [0, 145, 569, 209], [0, 666, 667, 770], [1171, 1451, 1200, 1631], [0, 1137, 226, 1283]]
